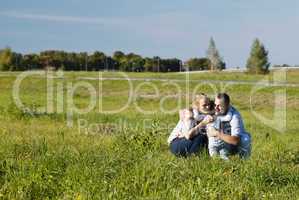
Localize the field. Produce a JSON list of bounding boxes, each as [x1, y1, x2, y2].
[[0, 70, 298, 199]]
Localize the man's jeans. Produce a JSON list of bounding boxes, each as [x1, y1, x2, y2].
[[238, 133, 251, 159], [229, 133, 252, 159]]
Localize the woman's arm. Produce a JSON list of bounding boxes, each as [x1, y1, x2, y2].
[[187, 116, 212, 139], [167, 121, 183, 144]]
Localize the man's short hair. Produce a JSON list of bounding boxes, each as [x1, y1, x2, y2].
[[216, 93, 230, 106]]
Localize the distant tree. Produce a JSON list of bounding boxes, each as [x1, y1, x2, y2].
[[0, 47, 13, 71], [129, 57, 144, 72], [89, 51, 106, 71], [105, 56, 115, 71], [206, 37, 225, 70], [246, 38, 270, 74], [11, 52, 24, 71], [273, 64, 290, 68], [40, 51, 56, 70], [186, 58, 211, 71], [40, 50, 68, 70], [152, 56, 161, 72], [144, 57, 154, 72], [22, 54, 41, 70], [159, 58, 181, 72], [112, 51, 125, 70], [282, 64, 290, 68], [66, 52, 78, 70], [113, 51, 125, 61], [118, 53, 144, 72], [76, 52, 88, 71]]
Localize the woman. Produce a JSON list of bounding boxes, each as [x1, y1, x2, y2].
[[168, 94, 212, 157]]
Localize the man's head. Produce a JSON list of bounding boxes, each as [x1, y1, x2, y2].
[[215, 93, 230, 115]]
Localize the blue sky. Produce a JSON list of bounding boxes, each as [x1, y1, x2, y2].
[[0, 0, 298, 67]]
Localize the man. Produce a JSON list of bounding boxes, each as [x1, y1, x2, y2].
[[212, 93, 251, 159]]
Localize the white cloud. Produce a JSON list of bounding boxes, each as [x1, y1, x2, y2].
[[0, 10, 204, 41], [0, 10, 129, 26]]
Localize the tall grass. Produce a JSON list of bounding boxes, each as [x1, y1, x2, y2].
[[0, 72, 298, 199]]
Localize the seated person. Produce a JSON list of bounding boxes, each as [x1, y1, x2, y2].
[[211, 93, 252, 159], [168, 94, 212, 157], [168, 108, 196, 144]]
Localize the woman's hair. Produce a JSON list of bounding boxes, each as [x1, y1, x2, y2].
[[186, 107, 194, 115], [192, 93, 215, 114], [192, 93, 208, 109]]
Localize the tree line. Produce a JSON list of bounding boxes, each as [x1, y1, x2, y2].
[[0, 49, 184, 72], [0, 37, 272, 74]]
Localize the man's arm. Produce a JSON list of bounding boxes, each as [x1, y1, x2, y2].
[[216, 131, 239, 145], [216, 113, 241, 145]]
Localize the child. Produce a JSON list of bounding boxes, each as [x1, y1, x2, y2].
[[167, 108, 196, 144], [206, 110, 233, 160]]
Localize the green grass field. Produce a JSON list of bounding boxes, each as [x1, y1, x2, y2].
[[0, 70, 298, 199]]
